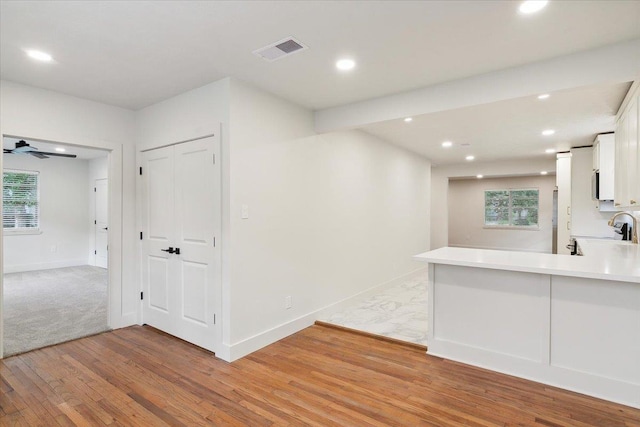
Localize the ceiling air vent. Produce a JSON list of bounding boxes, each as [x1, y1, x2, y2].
[[253, 37, 308, 62]]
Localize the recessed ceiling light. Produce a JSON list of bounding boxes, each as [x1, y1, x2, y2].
[[404, 117, 413, 123], [465, 155, 475, 161], [537, 94, 550, 100], [545, 148, 556, 154], [476, 174, 484, 179], [441, 141, 453, 148], [26, 49, 53, 62], [540, 171, 548, 175], [55, 147, 66, 152], [336, 58, 356, 71], [542, 129, 555, 136], [519, 0, 548, 14]]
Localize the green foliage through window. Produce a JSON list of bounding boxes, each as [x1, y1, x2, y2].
[[485, 189, 538, 227], [3, 170, 40, 230]]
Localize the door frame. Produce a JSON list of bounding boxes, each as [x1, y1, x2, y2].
[[0, 134, 117, 359], [137, 133, 222, 355], [94, 178, 109, 268]]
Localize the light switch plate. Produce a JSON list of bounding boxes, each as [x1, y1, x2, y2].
[[241, 204, 249, 219]]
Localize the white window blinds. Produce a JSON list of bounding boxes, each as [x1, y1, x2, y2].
[[3, 169, 40, 230]]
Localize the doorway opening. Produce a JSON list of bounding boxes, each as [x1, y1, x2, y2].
[[2, 136, 110, 356]]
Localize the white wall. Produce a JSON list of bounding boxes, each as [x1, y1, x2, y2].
[[431, 158, 556, 249], [0, 80, 137, 356], [88, 156, 109, 265], [3, 154, 91, 272], [135, 78, 431, 361], [448, 175, 556, 253], [227, 79, 431, 360], [570, 147, 617, 238]]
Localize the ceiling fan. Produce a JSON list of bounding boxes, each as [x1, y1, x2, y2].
[[3, 140, 77, 159]]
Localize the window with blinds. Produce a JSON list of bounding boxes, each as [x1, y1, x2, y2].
[[3, 169, 40, 231], [484, 188, 539, 228]]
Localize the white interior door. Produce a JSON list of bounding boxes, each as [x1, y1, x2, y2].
[[95, 178, 109, 268], [141, 136, 220, 353], [141, 146, 175, 332]]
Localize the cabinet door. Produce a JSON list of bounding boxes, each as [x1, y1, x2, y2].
[[596, 135, 615, 200], [556, 154, 571, 254], [613, 116, 627, 207], [614, 113, 629, 208], [629, 96, 639, 207], [615, 91, 640, 209]]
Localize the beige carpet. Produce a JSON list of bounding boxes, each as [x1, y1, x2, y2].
[[3, 265, 109, 356]]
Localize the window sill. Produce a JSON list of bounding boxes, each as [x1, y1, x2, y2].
[[3, 229, 42, 236], [483, 225, 540, 231]]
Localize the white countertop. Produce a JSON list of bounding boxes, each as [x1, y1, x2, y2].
[[414, 239, 640, 283]]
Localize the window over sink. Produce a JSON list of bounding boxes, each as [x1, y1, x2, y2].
[[484, 188, 539, 228]]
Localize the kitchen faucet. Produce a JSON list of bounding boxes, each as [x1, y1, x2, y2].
[[607, 211, 638, 244]]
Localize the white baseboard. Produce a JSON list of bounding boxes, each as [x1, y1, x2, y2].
[[225, 267, 429, 363], [428, 340, 640, 409], [226, 311, 317, 362], [3, 259, 89, 274], [109, 312, 138, 331]]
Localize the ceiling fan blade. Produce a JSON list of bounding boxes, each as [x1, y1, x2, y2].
[[29, 152, 48, 159], [37, 151, 77, 158], [3, 149, 12, 153], [13, 146, 33, 153]]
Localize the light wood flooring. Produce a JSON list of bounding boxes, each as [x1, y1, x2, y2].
[[1, 325, 639, 426]]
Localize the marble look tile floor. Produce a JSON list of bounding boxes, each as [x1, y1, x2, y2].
[[318, 273, 428, 346]]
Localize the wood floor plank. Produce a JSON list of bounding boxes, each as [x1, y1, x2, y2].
[[2, 324, 639, 426]]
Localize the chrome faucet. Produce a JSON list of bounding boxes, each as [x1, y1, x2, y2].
[[608, 211, 638, 244]]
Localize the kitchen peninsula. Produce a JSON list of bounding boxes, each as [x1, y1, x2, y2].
[[414, 240, 640, 408]]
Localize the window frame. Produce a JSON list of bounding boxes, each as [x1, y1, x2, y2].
[[483, 187, 540, 230], [3, 168, 42, 235]]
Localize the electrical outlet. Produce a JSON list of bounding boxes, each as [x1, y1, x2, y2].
[[285, 296, 292, 309], [50, 245, 57, 253]]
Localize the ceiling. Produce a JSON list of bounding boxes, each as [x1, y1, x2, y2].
[[360, 81, 632, 166], [1, 1, 639, 111], [3, 137, 109, 160], [1, 1, 638, 167]]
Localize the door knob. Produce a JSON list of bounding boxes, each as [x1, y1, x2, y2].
[[102, 227, 108, 230], [161, 247, 175, 254]]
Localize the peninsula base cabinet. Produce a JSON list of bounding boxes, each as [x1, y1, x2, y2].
[[425, 263, 640, 409], [614, 83, 640, 209]]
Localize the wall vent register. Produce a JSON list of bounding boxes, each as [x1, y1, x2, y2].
[[253, 37, 308, 62]]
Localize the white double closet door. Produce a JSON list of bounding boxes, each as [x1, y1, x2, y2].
[[141, 136, 220, 353]]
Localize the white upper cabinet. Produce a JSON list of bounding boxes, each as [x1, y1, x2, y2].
[[614, 82, 640, 209], [556, 153, 572, 253], [593, 133, 615, 201]]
